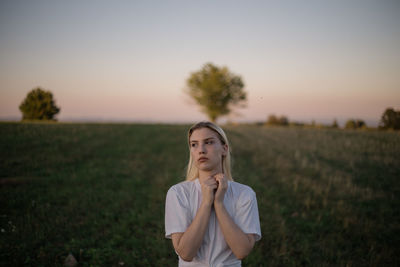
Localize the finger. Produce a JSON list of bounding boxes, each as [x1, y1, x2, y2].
[[205, 182, 218, 189], [215, 176, 225, 184], [214, 173, 223, 179], [205, 179, 217, 186], [215, 177, 227, 189], [205, 177, 216, 183], [208, 184, 217, 190]]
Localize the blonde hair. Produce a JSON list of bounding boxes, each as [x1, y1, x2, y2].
[[185, 121, 233, 181]]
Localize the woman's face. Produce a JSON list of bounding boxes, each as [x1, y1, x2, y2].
[[189, 127, 228, 173]]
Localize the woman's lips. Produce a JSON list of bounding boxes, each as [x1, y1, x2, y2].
[[198, 157, 208, 162]]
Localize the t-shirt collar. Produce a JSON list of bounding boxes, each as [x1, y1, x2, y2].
[[194, 178, 201, 191]]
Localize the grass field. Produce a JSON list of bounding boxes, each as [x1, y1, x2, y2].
[[1, 122, 399, 266]]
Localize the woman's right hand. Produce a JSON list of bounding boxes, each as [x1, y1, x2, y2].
[[201, 176, 218, 206]]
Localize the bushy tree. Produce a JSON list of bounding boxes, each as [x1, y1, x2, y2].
[[355, 119, 366, 129], [266, 114, 279, 125], [379, 108, 400, 130], [345, 120, 356, 129], [185, 62, 247, 122], [279, 116, 289, 126], [266, 114, 289, 126], [345, 119, 366, 129], [19, 87, 60, 121]]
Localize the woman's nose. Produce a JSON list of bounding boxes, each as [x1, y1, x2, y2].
[[199, 144, 206, 154]]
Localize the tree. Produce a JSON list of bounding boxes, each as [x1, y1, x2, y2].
[[355, 119, 366, 129], [331, 119, 338, 128], [266, 114, 289, 126], [185, 62, 247, 122], [19, 87, 60, 121], [345, 119, 366, 129], [278, 116, 289, 126], [345, 120, 356, 129], [379, 108, 400, 130], [266, 114, 279, 125]]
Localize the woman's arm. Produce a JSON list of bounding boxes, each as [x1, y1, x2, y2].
[[171, 202, 212, 261], [171, 176, 217, 262], [214, 174, 256, 260], [214, 202, 256, 259]]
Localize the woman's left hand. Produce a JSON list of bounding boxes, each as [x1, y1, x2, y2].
[[214, 173, 228, 205]]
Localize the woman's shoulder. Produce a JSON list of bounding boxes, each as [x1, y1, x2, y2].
[[167, 179, 198, 196], [229, 180, 257, 199]]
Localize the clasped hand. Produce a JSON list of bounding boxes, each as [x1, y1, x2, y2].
[[200, 173, 228, 206]]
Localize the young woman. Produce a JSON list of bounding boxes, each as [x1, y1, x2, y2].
[[165, 121, 261, 266]]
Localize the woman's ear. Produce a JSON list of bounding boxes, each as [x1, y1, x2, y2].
[[222, 144, 228, 156]]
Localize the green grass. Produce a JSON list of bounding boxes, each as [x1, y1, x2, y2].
[[1, 122, 399, 266]]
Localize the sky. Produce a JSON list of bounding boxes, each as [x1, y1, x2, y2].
[[1, 0, 399, 126]]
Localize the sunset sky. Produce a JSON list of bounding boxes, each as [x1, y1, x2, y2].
[[1, 0, 399, 126]]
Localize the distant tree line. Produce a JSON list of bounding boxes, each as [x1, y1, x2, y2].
[[262, 108, 400, 130], [264, 114, 340, 128]]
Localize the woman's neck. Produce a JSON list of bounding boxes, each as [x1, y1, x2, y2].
[[198, 167, 223, 184]]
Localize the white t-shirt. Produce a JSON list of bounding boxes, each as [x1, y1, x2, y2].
[[165, 178, 261, 267]]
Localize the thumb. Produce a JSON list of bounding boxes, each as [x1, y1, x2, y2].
[[215, 176, 221, 186], [214, 173, 224, 180]]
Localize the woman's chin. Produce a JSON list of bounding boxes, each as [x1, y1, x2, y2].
[[197, 163, 215, 172]]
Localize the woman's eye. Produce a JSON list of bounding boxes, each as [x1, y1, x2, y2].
[[206, 141, 213, 145]]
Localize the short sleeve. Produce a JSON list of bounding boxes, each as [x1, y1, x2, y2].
[[165, 186, 191, 239], [235, 190, 262, 241]]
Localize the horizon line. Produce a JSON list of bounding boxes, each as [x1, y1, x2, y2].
[[0, 116, 380, 127]]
